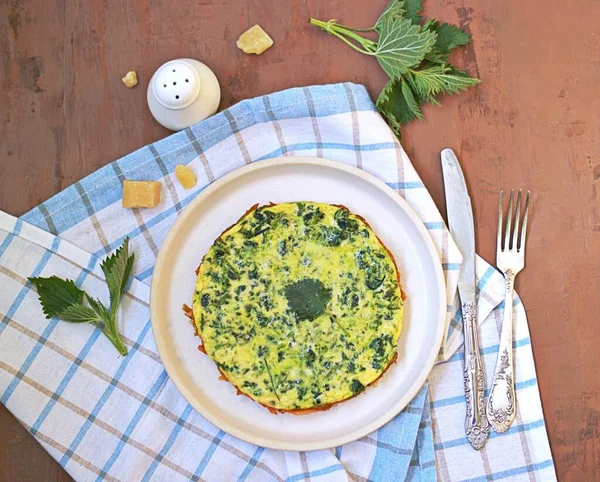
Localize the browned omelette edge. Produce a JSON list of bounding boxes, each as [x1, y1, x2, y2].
[[183, 202, 405, 415]]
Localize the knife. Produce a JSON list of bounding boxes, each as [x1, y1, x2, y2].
[[441, 148, 490, 450]]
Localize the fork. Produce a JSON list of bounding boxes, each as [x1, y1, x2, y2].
[[486, 189, 531, 433]]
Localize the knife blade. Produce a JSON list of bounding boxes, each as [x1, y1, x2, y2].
[[441, 148, 490, 450]]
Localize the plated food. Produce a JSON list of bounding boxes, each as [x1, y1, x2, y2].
[[185, 201, 404, 413]]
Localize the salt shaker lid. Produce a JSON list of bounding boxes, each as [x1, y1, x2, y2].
[[147, 58, 221, 131]]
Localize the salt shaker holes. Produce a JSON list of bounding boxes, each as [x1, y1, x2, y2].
[[148, 58, 221, 130]]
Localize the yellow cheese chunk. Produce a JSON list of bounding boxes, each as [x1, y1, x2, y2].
[[122, 71, 138, 88], [122, 180, 161, 208], [236, 25, 274, 55], [175, 165, 197, 190]]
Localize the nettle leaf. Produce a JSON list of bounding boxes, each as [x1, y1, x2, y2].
[[29, 276, 85, 319], [101, 237, 134, 316], [285, 278, 332, 321], [57, 304, 101, 324], [401, 78, 423, 119], [376, 78, 424, 132], [307, 0, 478, 136], [423, 20, 471, 63], [85, 294, 112, 321], [375, 16, 437, 78], [438, 67, 481, 93], [28, 236, 133, 356], [375, 0, 423, 30], [404, 0, 424, 24], [407, 63, 480, 99], [430, 22, 470, 54], [406, 63, 446, 100], [376, 0, 406, 29]]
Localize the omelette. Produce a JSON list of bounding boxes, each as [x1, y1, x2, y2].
[[187, 202, 404, 413]]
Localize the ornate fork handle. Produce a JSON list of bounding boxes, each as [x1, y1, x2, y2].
[[462, 300, 490, 449], [486, 270, 517, 432]]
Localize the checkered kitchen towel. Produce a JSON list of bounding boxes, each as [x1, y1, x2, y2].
[[0, 83, 555, 481]]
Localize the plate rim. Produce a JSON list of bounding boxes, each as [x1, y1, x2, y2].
[[150, 156, 446, 451]]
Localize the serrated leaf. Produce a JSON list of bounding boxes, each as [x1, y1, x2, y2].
[[401, 78, 423, 119], [85, 294, 112, 321], [376, 0, 406, 29], [440, 67, 481, 93], [285, 278, 331, 321], [377, 78, 424, 132], [404, 0, 424, 24], [431, 22, 470, 53], [406, 63, 447, 99], [57, 304, 102, 324], [375, 16, 437, 78], [100, 237, 134, 317], [29, 276, 85, 319], [374, 0, 423, 30], [28, 239, 132, 356], [408, 64, 480, 99], [423, 20, 471, 63]]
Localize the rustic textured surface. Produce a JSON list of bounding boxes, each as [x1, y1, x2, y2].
[[1, 0, 598, 480]]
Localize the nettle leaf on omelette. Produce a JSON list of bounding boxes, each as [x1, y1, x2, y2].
[[285, 278, 332, 321]]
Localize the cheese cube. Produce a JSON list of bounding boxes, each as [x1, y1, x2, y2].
[[122, 180, 161, 208], [236, 25, 274, 55]]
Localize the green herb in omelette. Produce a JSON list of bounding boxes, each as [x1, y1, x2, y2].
[[309, 0, 480, 136], [285, 278, 332, 321], [29, 238, 134, 356]]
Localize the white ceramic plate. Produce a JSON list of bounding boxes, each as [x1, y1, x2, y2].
[[150, 157, 445, 451]]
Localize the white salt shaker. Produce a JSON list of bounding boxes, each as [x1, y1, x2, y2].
[[147, 59, 221, 131]]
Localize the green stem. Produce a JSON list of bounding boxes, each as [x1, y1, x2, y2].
[[96, 321, 128, 356], [330, 316, 350, 338], [263, 358, 281, 402], [308, 18, 377, 54], [332, 25, 377, 52], [324, 29, 372, 54], [107, 331, 128, 356], [334, 23, 376, 32]]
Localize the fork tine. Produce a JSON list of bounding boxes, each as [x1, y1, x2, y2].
[[497, 191, 504, 252], [511, 190, 522, 250], [519, 191, 531, 251], [504, 189, 514, 250]]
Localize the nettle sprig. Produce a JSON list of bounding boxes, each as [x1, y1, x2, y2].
[[29, 238, 134, 356], [309, 0, 480, 135]]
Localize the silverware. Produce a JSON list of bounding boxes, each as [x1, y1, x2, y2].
[[486, 190, 530, 432], [441, 149, 490, 450]]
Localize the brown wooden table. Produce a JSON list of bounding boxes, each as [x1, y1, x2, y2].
[[1, 0, 598, 480]]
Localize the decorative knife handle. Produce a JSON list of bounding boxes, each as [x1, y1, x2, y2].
[[486, 272, 517, 432], [462, 300, 490, 450]]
